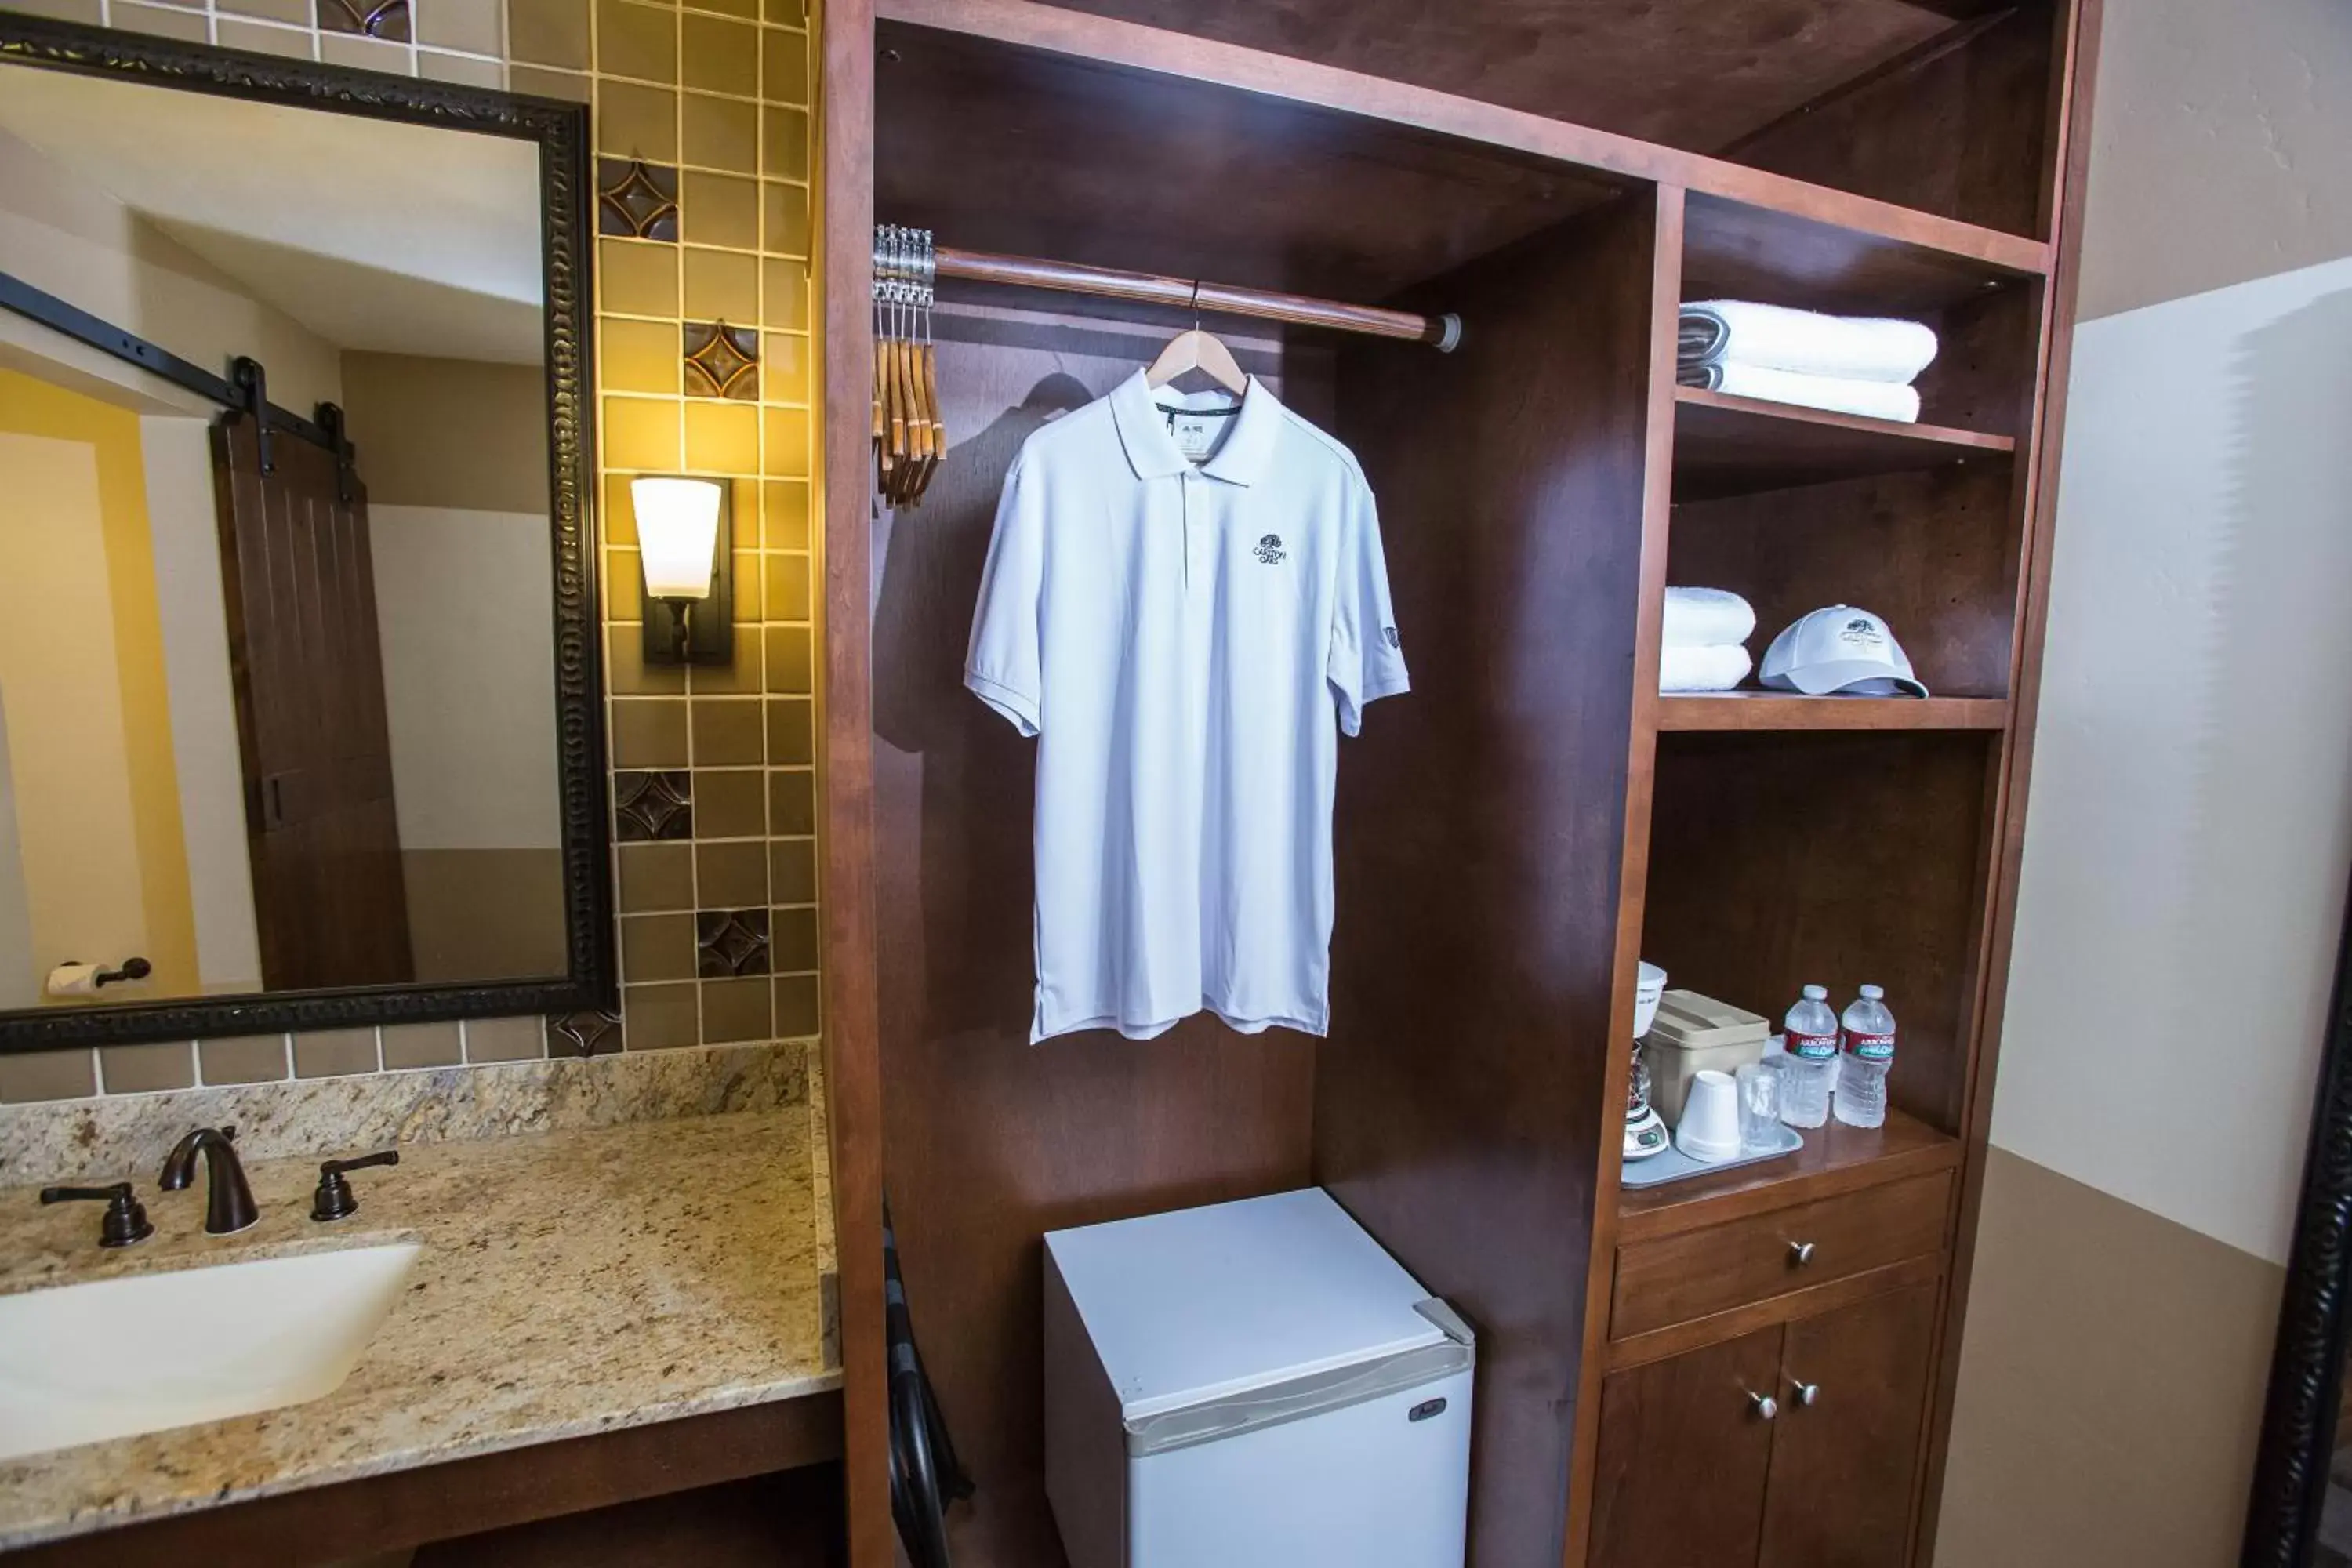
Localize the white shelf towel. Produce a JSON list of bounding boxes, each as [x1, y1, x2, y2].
[[1659, 644, 1752, 694], [1681, 362, 1922, 425], [1662, 586, 1756, 649], [1680, 299, 1939, 384]]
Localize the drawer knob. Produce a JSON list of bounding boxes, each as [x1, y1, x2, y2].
[[1748, 1392, 1778, 1421], [1790, 1379, 1819, 1407], [1788, 1240, 1817, 1266]]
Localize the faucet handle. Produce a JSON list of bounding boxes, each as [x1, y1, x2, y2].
[[312, 1149, 399, 1221], [41, 1182, 154, 1248]]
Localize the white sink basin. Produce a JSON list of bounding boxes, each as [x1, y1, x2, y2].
[[0, 1242, 420, 1461]]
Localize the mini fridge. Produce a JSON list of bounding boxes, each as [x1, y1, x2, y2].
[[1043, 1188, 1475, 1568]]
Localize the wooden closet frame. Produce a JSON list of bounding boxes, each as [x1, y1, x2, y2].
[[816, 2, 2104, 1562]]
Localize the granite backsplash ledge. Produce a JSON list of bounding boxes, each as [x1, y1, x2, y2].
[[0, 1039, 807, 1185]]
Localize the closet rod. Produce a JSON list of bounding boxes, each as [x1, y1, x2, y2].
[[931, 245, 1464, 352]]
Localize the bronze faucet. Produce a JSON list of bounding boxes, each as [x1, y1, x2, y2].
[[159, 1126, 259, 1236]]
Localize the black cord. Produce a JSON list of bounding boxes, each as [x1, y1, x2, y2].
[[887, 1199, 970, 1568]]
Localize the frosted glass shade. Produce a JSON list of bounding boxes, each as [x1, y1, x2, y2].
[[632, 477, 724, 600]]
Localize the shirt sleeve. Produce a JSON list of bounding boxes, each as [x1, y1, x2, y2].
[[1327, 476, 1410, 736], [965, 451, 1047, 736]]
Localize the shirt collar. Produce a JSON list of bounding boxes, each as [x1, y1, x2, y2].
[[1107, 368, 1283, 486]]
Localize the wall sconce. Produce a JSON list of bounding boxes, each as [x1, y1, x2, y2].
[[633, 475, 732, 665]]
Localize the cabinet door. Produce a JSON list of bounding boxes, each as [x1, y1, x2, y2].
[[1591, 1325, 1783, 1568], [1758, 1282, 1937, 1568]]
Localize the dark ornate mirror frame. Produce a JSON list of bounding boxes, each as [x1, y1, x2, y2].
[[0, 13, 612, 1052], [2246, 869, 2352, 1564]]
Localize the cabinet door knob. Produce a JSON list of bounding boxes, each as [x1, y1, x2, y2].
[[1788, 1240, 1817, 1266], [1748, 1392, 1778, 1421], [1789, 1379, 1819, 1407]]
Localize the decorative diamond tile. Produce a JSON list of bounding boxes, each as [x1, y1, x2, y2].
[[597, 158, 681, 242], [683, 321, 760, 401], [697, 909, 771, 978], [319, 0, 411, 39], [546, 1008, 623, 1058], [615, 771, 693, 841]]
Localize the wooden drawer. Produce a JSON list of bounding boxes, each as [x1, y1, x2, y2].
[[1611, 1171, 1951, 1340]]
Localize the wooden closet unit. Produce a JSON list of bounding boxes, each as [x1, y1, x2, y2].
[[816, 2, 2102, 1563]]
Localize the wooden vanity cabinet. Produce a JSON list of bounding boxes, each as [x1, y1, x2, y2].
[[1593, 1283, 1940, 1568]]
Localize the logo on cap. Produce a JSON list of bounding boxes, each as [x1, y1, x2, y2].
[[1254, 533, 1286, 565], [1838, 617, 1883, 648]]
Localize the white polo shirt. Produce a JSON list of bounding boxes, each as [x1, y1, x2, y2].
[[966, 370, 1408, 1044]]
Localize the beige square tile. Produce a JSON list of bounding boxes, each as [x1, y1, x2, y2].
[[0, 1050, 95, 1103], [622, 981, 699, 1048], [601, 317, 681, 395], [603, 396, 681, 470], [681, 11, 757, 95], [294, 1029, 380, 1078], [465, 1015, 547, 1063], [767, 705, 815, 775], [699, 976, 771, 1043], [199, 1035, 290, 1085], [509, 0, 590, 68], [619, 841, 695, 912], [111, 2, 209, 41], [216, 0, 307, 20], [682, 170, 759, 250], [684, 248, 759, 323], [99, 1041, 196, 1094], [764, 626, 812, 696], [764, 552, 811, 620], [691, 696, 763, 765], [687, 625, 763, 695], [602, 472, 641, 546], [774, 973, 820, 1036], [694, 768, 765, 837], [622, 912, 698, 982], [762, 479, 809, 548], [770, 837, 816, 902], [415, 0, 502, 53], [511, 64, 593, 102], [769, 764, 815, 832], [597, 0, 677, 82], [612, 696, 691, 765], [607, 547, 645, 621], [596, 79, 678, 162], [760, 180, 808, 257], [684, 0, 757, 16], [608, 621, 685, 694], [763, 0, 804, 22], [771, 906, 820, 971], [730, 548, 764, 617], [217, 16, 319, 56], [601, 238, 681, 318], [381, 1021, 463, 1069], [761, 259, 808, 330], [682, 92, 759, 175], [762, 405, 809, 477], [695, 840, 768, 906], [760, 25, 808, 105], [685, 400, 758, 474], [418, 49, 504, 87], [321, 31, 410, 70], [761, 332, 808, 401], [4, 0, 103, 18], [762, 106, 808, 182]]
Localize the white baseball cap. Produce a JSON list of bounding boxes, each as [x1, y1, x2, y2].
[[1759, 606, 1929, 697]]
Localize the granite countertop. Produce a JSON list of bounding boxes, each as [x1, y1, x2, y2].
[[0, 1109, 837, 1550]]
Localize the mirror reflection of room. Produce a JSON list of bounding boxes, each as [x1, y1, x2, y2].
[[0, 68, 562, 1007]]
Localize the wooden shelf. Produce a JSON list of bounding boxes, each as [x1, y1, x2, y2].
[[1656, 692, 2008, 732], [1618, 1106, 1961, 1242], [1670, 386, 2014, 502]]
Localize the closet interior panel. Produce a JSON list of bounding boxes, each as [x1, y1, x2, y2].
[[1313, 189, 1671, 1566]]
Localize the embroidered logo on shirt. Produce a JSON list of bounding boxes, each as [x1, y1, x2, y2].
[[1382, 626, 1401, 650], [1254, 533, 1287, 564]]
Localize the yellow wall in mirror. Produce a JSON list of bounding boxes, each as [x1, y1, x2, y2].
[[0, 366, 199, 1004]]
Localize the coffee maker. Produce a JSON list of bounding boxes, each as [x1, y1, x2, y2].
[[1625, 961, 1669, 1160]]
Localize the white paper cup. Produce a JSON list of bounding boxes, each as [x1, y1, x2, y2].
[[1675, 1069, 1742, 1163], [1634, 961, 1668, 1039]]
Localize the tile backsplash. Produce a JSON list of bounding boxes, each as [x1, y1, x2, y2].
[[0, 0, 823, 1106]]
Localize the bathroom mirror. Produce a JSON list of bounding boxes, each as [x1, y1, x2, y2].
[[0, 16, 609, 1051]]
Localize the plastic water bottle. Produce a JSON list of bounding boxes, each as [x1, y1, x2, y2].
[[1780, 985, 1839, 1129], [1835, 985, 1896, 1129]]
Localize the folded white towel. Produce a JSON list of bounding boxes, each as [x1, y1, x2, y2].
[[1662, 586, 1755, 649], [1680, 300, 1939, 385], [1659, 644, 1752, 695], [1681, 362, 1922, 424]]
